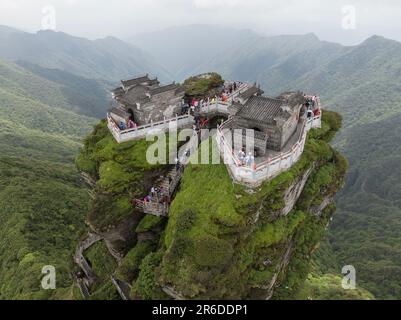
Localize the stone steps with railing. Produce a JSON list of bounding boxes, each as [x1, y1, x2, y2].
[[133, 165, 185, 217], [132, 130, 203, 217], [111, 275, 132, 301]]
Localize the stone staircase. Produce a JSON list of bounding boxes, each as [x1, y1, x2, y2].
[[111, 275, 132, 301], [133, 165, 184, 217], [133, 129, 209, 218]]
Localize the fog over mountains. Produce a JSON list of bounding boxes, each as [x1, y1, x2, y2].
[[1, 24, 401, 298], [0, 26, 171, 82]]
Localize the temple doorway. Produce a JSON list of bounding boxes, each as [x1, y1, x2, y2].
[[128, 108, 135, 122]]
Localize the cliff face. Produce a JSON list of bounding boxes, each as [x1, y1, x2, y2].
[[75, 110, 347, 300]]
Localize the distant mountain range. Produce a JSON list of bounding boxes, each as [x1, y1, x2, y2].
[[1, 23, 401, 299], [0, 26, 172, 82]]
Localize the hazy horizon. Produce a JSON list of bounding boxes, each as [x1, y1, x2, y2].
[[2, 22, 400, 49], [1, 0, 401, 46]]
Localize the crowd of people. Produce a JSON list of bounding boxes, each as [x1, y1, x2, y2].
[[142, 186, 169, 206], [115, 81, 245, 133], [237, 148, 255, 167], [304, 95, 321, 119], [139, 153, 190, 208], [180, 81, 244, 115]]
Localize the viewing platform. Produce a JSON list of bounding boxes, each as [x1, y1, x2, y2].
[[107, 81, 251, 143], [107, 112, 194, 143], [106, 73, 323, 186], [216, 106, 322, 186]]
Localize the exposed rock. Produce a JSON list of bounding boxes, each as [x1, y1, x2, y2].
[[310, 196, 334, 217], [280, 167, 313, 217]]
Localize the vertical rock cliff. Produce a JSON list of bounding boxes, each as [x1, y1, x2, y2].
[[75, 110, 347, 300]]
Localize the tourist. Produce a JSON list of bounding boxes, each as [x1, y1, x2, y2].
[[234, 82, 237, 91], [128, 119, 135, 129], [238, 149, 246, 165], [246, 152, 254, 167], [244, 154, 250, 167], [119, 121, 126, 130], [151, 187, 156, 197]]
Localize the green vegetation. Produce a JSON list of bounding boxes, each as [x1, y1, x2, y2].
[[136, 215, 165, 233], [115, 241, 157, 283], [76, 121, 174, 230], [127, 110, 349, 299], [296, 273, 374, 300], [0, 59, 101, 299], [166, 31, 401, 299], [3, 25, 397, 299], [132, 251, 168, 300], [84, 242, 119, 300], [183, 72, 224, 98]]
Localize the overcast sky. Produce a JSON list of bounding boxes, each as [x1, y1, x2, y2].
[[1, 0, 401, 45]]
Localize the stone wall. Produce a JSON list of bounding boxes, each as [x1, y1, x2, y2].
[[280, 112, 299, 149], [233, 117, 282, 151]]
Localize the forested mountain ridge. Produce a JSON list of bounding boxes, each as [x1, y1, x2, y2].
[[0, 26, 172, 82], [0, 59, 106, 299]]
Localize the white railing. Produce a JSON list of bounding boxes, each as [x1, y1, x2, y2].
[[216, 112, 322, 185], [198, 101, 230, 115], [107, 82, 250, 143], [107, 112, 194, 143], [198, 82, 251, 115]]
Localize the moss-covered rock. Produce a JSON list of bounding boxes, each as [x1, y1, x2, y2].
[[151, 110, 349, 299], [183, 72, 224, 98], [76, 108, 349, 300], [76, 120, 171, 231]]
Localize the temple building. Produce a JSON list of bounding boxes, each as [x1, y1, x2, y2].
[[229, 90, 307, 155], [109, 74, 185, 127]]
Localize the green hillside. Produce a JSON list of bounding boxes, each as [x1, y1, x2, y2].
[[0, 59, 102, 299]]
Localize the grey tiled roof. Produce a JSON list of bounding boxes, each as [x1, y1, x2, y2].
[[275, 91, 306, 107], [237, 96, 290, 123], [121, 75, 150, 88], [239, 86, 264, 100], [109, 107, 129, 118], [150, 83, 180, 95], [112, 87, 124, 95]]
